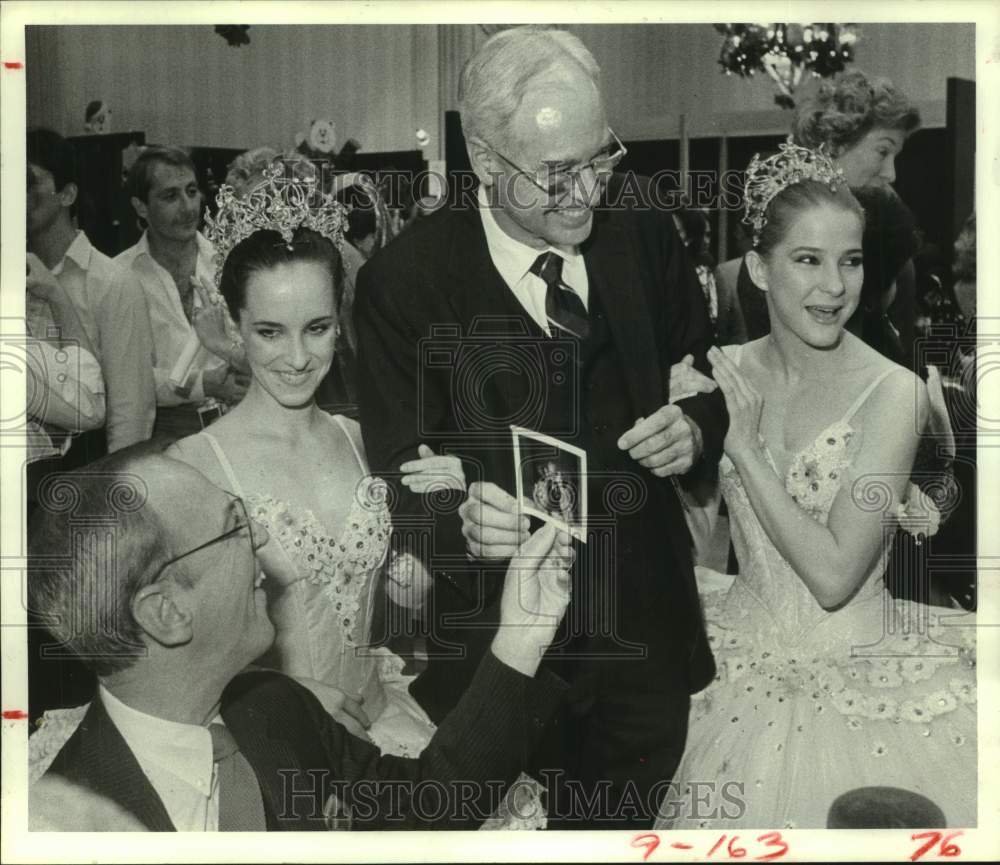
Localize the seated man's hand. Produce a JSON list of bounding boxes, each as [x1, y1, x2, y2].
[[669, 353, 718, 404], [618, 404, 703, 478], [458, 481, 529, 560], [400, 444, 467, 494], [491, 524, 573, 678]]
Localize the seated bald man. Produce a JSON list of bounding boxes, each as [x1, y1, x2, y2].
[[28, 451, 572, 831]]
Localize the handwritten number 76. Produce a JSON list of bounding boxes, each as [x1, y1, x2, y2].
[[910, 831, 963, 862]]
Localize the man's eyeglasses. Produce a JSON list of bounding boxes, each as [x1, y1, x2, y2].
[[486, 128, 627, 201], [150, 495, 255, 584]]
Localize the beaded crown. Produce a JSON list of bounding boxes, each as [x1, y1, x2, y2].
[[203, 162, 351, 288], [743, 139, 847, 246]]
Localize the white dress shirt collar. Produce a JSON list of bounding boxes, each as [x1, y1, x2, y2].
[[99, 684, 215, 798], [133, 229, 215, 275], [476, 186, 589, 334], [477, 185, 583, 285], [51, 230, 94, 277]]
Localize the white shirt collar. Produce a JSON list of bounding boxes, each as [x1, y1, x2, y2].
[[134, 230, 215, 271], [99, 684, 216, 797], [477, 185, 581, 289], [51, 230, 93, 277]]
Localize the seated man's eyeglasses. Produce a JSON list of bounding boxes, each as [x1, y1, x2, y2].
[[150, 494, 255, 583], [486, 128, 627, 201]]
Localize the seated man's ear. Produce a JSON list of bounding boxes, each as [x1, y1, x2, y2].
[[58, 182, 78, 210], [131, 582, 193, 648]]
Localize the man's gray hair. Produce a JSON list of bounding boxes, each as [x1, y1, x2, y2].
[[458, 26, 601, 150], [28, 451, 172, 677]]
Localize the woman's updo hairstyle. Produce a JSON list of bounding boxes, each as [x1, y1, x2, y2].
[[793, 70, 921, 156], [219, 226, 344, 323], [755, 179, 865, 258]]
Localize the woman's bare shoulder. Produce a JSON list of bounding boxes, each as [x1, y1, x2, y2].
[[164, 431, 230, 488], [326, 413, 364, 450]]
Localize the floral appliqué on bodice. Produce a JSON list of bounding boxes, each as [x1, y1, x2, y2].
[[697, 346, 976, 742], [782, 422, 856, 521], [664, 349, 977, 830], [248, 475, 391, 647]]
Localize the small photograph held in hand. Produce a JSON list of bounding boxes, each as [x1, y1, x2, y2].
[[511, 426, 587, 543]]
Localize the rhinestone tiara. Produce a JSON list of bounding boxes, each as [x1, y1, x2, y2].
[[203, 162, 352, 288], [743, 139, 847, 246]]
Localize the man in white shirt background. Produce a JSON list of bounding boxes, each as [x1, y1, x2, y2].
[[115, 147, 248, 442], [26, 129, 156, 459]]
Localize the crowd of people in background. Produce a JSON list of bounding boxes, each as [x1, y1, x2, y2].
[[25, 73, 976, 490], [23, 26, 979, 833]]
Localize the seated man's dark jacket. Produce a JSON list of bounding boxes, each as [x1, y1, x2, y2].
[[45, 652, 564, 830], [355, 174, 725, 722]]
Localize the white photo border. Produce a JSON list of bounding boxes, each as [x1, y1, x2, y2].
[[511, 424, 589, 543]]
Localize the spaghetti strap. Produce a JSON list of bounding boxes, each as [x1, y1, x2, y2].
[[842, 366, 905, 424], [328, 414, 368, 474], [199, 431, 245, 496]]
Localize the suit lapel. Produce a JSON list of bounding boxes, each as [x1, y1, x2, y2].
[[439, 200, 665, 426], [444, 205, 547, 339], [583, 210, 664, 418], [51, 699, 176, 831], [440, 207, 549, 436], [221, 700, 314, 830]]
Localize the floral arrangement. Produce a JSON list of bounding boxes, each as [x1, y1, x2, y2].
[[714, 23, 859, 108]]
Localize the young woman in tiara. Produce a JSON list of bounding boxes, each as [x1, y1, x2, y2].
[[161, 166, 542, 828], [657, 144, 976, 830], [718, 70, 923, 365]]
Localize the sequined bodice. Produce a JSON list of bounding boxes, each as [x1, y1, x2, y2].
[[247, 476, 391, 644], [718, 347, 891, 650], [195, 416, 393, 696], [248, 475, 392, 694]]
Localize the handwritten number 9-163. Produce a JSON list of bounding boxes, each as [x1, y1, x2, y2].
[[631, 831, 788, 861]]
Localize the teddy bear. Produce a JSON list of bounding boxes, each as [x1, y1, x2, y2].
[[293, 118, 360, 171]]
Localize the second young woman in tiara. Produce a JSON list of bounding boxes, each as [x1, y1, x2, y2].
[[166, 165, 544, 829], [657, 144, 976, 830], [167, 176, 429, 752]]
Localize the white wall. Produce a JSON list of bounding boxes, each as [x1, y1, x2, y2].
[[569, 23, 976, 137], [26, 23, 975, 155], [27, 25, 441, 156]]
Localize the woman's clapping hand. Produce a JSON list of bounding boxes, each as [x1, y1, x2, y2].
[[708, 346, 764, 461]]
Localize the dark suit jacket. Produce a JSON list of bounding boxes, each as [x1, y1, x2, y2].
[[355, 175, 724, 721], [45, 652, 564, 831]]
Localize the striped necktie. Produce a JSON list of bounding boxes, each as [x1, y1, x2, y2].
[[209, 722, 267, 831], [530, 251, 590, 340]]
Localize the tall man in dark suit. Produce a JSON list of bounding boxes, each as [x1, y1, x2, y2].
[[29, 451, 572, 830], [356, 27, 726, 828]]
